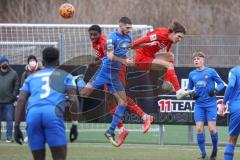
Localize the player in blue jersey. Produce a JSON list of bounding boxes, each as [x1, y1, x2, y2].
[[187, 52, 225, 160], [80, 17, 133, 147], [14, 47, 79, 160], [219, 51, 240, 160]]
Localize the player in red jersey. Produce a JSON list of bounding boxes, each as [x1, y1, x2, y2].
[[131, 21, 193, 99], [87, 25, 153, 146]]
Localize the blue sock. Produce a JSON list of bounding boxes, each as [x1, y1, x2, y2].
[[108, 105, 126, 134], [211, 132, 218, 151], [197, 133, 206, 157], [224, 144, 234, 160]]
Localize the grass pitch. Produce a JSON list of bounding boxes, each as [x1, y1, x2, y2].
[[0, 143, 240, 160]]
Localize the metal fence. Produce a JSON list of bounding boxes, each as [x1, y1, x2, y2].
[[174, 35, 240, 67], [1, 24, 240, 67], [0, 24, 152, 65]]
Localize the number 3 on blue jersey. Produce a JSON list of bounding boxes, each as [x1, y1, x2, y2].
[[40, 76, 50, 99]]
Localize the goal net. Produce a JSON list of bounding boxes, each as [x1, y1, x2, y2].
[[0, 24, 153, 65]]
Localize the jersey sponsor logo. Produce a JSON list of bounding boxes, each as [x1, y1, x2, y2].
[[150, 34, 157, 41], [196, 80, 207, 87], [118, 39, 131, 50], [33, 72, 52, 77]]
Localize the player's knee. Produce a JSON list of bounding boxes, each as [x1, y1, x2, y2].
[[196, 126, 204, 133], [229, 136, 238, 145], [209, 127, 216, 134]]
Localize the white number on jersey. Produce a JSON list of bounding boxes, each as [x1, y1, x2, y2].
[[40, 77, 50, 99]]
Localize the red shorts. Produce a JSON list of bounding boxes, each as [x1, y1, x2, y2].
[[135, 49, 154, 70]]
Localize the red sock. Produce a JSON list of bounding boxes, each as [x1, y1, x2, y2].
[[126, 96, 145, 117], [117, 120, 124, 129], [163, 69, 180, 91]]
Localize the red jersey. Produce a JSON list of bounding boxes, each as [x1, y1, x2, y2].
[[92, 35, 106, 59], [132, 28, 173, 58]]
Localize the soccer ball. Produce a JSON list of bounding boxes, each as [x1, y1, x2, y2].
[[59, 3, 75, 19]]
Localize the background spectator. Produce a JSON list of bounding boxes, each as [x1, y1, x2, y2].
[[0, 56, 19, 143], [20, 55, 43, 86]]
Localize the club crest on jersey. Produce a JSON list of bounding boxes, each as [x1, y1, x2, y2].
[[150, 34, 157, 41], [204, 74, 209, 79]]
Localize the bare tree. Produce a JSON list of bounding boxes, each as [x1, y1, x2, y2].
[[0, 0, 240, 34]]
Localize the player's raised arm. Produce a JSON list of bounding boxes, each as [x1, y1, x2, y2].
[[131, 35, 156, 49]]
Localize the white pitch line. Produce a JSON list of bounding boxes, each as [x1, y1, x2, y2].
[[1, 142, 240, 153], [69, 143, 240, 153]]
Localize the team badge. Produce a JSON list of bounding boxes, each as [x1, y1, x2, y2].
[[204, 74, 209, 79]]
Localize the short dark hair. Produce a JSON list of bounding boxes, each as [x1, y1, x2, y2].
[[119, 17, 132, 25], [88, 25, 102, 34], [27, 55, 37, 63], [169, 21, 186, 34], [42, 47, 59, 65]]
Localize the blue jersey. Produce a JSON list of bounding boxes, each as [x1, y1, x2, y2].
[[223, 66, 240, 105], [21, 68, 76, 111], [188, 67, 224, 106], [102, 31, 132, 70], [223, 66, 240, 136]]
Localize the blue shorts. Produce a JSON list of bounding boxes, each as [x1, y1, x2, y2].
[[228, 101, 240, 136], [88, 64, 102, 83], [194, 104, 217, 122], [26, 106, 66, 151], [90, 68, 124, 93]]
